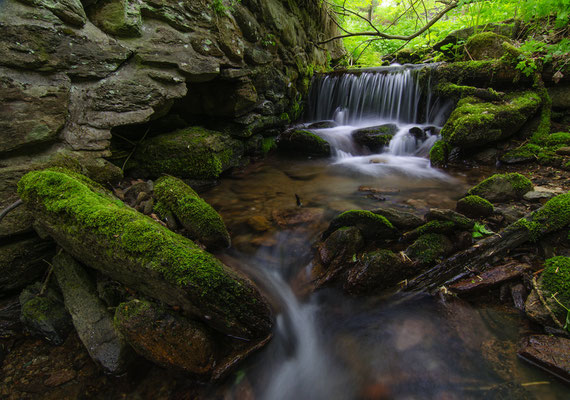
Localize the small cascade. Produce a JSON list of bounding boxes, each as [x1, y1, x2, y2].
[[304, 64, 453, 178]]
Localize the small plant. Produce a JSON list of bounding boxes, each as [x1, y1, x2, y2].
[[211, 0, 241, 16], [472, 222, 494, 238], [261, 33, 276, 48]]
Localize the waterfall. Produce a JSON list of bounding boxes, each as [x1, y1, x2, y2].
[[303, 64, 453, 178]]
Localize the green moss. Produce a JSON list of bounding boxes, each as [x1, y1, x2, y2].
[[114, 299, 152, 325], [456, 195, 494, 217], [543, 132, 570, 147], [440, 91, 541, 148], [405, 233, 452, 265], [17, 169, 253, 319], [416, 221, 455, 236], [336, 210, 394, 229], [325, 209, 396, 241], [154, 176, 230, 249], [131, 126, 240, 180], [541, 256, 570, 310], [468, 173, 533, 198], [261, 137, 276, 155], [429, 141, 449, 166], [21, 297, 52, 322], [516, 193, 570, 241]]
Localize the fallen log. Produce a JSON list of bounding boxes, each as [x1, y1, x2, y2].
[[17, 168, 273, 341], [404, 193, 570, 293]]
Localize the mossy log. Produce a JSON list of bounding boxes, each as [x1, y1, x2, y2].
[[405, 193, 570, 293], [17, 168, 272, 340]]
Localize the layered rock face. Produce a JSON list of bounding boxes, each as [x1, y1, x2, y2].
[[0, 0, 343, 296]]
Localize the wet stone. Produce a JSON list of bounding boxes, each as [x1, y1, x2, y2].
[[518, 335, 570, 381], [450, 261, 531, 295]]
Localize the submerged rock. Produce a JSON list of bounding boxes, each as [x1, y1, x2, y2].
[[277, 129, 331, 157], [114, 299, 216, 377], [17, 168, 272, 340], [154, 175, 230, 250], [53, 252, 133, 374], [131, 127, 244, 180], [19, 282, 72, 345], [351, 124, 397, 152], [518, 335, 570, 381], [467, 173, 533, 202]]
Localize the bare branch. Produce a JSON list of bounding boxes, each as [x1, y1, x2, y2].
[[319, 1, 459, 44]]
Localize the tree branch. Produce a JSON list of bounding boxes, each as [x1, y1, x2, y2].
[[319, 1, 459, 44]]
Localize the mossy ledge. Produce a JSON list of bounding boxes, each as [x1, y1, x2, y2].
[[154, 175, 230, 250], [17, 168, 272, 340]]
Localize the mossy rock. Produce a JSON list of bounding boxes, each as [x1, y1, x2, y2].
[[17, 168, 272, 340], [351, 124, 397, 152], [405, 233, 454, 267], [456, 195, 494, 218], [277, 129, 331, 157], [541, 256, 570, 312], [114, 299, 216, 377], [424, 208, 475, 230], [468, 173, 533, 202], [323, 210, 398, 242], [429, 141, 450, 167], [19, 283, 72, 346], [345, 250, 411, 294], [89, 0, 142, 38], [154, 176, 230, 250], [464, 32, 512, 60], [403, 220, 457, 242], [370, 207, 424, 230], [440, 92, 542, 149], [515, 193, 570, 242], [130, 127, 244, 180]]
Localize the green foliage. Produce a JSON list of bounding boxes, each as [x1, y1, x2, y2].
[[329, 0, 570, 67], [472, 222, 494, 238], [211, 0, 241, 15]]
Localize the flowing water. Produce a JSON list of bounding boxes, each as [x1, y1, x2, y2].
[[201, 65, 567, 399]]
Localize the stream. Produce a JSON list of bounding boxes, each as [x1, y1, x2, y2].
[[199, 65, 568, 399]]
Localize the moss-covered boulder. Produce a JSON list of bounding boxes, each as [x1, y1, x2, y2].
[[456, 195, 494, 218], [154, 176, 230, 250], [425, 208, 475, 230], [467, 173, 533, 202], [351, 124, 397, 152], [17, 168, 272, 340], [53, 252, 133, 374], [114, 299, 216, 377], [464, 32, 512, 60], [345, 250, 411, 294], [371, 207, 424, 230], [501, 132, 570, 165], [19, 282, 72, 346], [403, 220, 457, 242], [277, 129, 331, 157], [515, 193, 570, 242], [322, 210, 398, 242], [405, 233, 454, 267], [440, 92, 541, 149], [525, 256, 570, 328], [130, 127, 244, 180]]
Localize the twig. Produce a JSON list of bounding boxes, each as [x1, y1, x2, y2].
[[121, 127, 150, 172], [0, 199, 23, 224]]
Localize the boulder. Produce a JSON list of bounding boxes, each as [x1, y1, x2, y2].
[[402, 220, 457, 242], [53, 252, 133, 374], [433, 22, 517, 54], [424, 208, 475, 230], [88, 0, 142, 37], [518, 335, 570, 381], [114, 299, 216, 377], [18, 168, 273, 340], [405, 233, 454, 267], [277, 130, 331, 157], [0, 68, 70, 155], [345, 250, 411, 294], [19, 282, 72, 345], [467, 173, 533, 202], [18, 0, 87, 27], [322, 210, 398, 242], [307, 121, 338, 129], [440, 93, 541, 149], [131, 127, 244, 180], [456, 195, 494, 218], [429, 140, 450, 167], [463, 32, 512, 60], [370, 207, 424, 230], [154, 176, 231, 249], [351, 124, 397, 152], [0, 237, 54, 295]]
